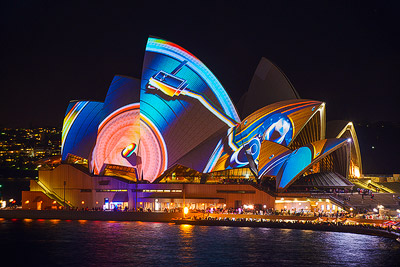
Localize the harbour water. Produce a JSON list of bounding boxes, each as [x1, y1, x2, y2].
[[1, 219, 399, 266]]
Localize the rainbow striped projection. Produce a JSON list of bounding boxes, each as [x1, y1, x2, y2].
[[145, 37, 240, 124], [61, 101, 89, 155]]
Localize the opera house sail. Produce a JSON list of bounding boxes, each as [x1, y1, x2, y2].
[[22, 36, 361, 211]]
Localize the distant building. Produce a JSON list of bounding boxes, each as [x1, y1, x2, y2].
[[22, 37, 362, 212]]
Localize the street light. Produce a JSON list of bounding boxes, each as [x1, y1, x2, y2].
[[183, 206, 189, 218]]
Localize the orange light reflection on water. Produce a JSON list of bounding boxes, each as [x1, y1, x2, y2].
[[178, 224, 195, 260]]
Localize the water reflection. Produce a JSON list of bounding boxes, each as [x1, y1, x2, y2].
[[0, 219, 399, 266], [178, 224, 195, 263]]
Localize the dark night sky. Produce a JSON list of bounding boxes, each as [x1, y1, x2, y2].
[[0, 1, 399, 173], [1, 1, 399, 127]]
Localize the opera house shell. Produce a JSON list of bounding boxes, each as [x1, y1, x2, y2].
[[22, 37, 362, 211]]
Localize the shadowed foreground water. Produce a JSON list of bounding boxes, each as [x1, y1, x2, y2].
[[1, 219, 399, 266]]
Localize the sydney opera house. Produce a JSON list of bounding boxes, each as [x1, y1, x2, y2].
[[22, 37, 362, 212]]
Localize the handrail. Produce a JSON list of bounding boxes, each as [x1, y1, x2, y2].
[[36, 180, 72, 207]]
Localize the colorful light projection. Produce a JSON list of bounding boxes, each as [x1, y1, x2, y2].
[[61, 101, 104, 161], [139, 113, 168, 181], [90, 103, 168, 182], [257, 140, 292, 178], [144, 37, 240, 123], [121, 143, 138, 158], [61, 101, 89, 155], [205, 100, 322, 173], [276, 138, 349, 191], [90, 103, 141, 175], [146, 59, 237, 127], [141, 37, 240, 171]]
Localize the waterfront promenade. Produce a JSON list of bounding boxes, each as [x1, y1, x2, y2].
[[0, 209, 180, 222]]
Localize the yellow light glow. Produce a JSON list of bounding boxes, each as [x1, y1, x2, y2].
[[353, 166, 360, 178], [183, 207, 189, 215], [81, 201, 85, 205], [25, 200, 30, 204]]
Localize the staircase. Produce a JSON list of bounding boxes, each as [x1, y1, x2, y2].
[[340, 193, 400, 211], [36, 179, 72, 208], [350, 178, 394, 193], [328, 194, 355, 212]]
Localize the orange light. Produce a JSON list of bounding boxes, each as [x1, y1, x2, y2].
[[81, 201, 85, 205]]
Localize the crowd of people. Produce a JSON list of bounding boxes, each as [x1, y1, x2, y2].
[[185, 214, 400, 234]]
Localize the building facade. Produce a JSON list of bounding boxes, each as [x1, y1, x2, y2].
[[22, 37, 361, 212]]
